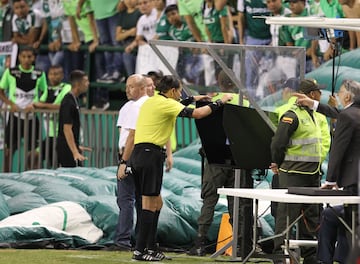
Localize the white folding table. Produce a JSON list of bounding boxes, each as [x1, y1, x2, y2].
[[217, 188, 360, 263]]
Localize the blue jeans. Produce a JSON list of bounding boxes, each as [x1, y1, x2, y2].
[[244, 35, 271, 100], [49, 51, 64, 67], [317, 205, 349, 264], [96, 14, 122, 74], [178, 53, 203, 84], [114, 174, 137, 247], [122, 51, 136, 76], [85, 41, 107, 105], [35, 52, 64, 73], [35, 54, 51, 73], [63, 47, 84, 82]]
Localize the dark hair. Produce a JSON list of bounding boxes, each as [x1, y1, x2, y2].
[[12, 0, 27, 3], [165, 4, 178, 14], [147, 70, 163, 80], [48, 64, 63, 72], [218, 70, 235, 91], [157, 75, 181, 93], [70, 70, 86, 85], [18, 45, 35, 55]]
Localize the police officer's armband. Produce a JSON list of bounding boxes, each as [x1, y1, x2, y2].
[[208, 99, 224, 113]]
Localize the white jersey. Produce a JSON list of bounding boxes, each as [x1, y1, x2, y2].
[[136, 8, 157, 41], [117, 95, 149, 150], [166, 0, 177, 5], [12, 9, 42, 34]]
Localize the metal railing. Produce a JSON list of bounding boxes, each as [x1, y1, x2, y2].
[[0, 108, 198, 172]]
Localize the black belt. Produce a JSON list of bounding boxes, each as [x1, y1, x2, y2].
[[136, 142, 163, 152]]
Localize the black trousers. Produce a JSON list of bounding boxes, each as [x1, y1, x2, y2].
[[274, 171, 321, 263]]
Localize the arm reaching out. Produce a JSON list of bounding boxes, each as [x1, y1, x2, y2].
[[292, 92, 315, 108]]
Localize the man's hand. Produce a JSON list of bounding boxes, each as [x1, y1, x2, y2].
[[125, 43, 135, 53], [73, 152, 86, 163], [23, 104, 35, 113], [194, 95, 212, 102], [49, 40, 61, 52], [269, 163, 279, 174], [79, 146, 92, 152], [33, 40, 41, 49], [320, 183, 337, 190], [9, 104, 20, 112], [292, 93, 315, 108], [117, 163, 127, 180], [88, 40, 98, 53], [48, 42, 56, 52], [312, 55, 320, 69], [165, 155, 173, 172], [68, 42, 81, 52], [323, 46, 333, 61], [328, 95, 338, 107]]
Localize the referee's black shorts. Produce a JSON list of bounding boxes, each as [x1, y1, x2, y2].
[[130, 143, 166, 196]]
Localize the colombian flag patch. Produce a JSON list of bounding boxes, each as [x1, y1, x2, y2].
[[281, 117, 293, 124]]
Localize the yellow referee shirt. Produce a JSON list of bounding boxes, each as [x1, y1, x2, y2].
[[135, 94, 185, 147]]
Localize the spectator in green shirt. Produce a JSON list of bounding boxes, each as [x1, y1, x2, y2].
[[11, 0, 42, 46], [63, 0, 106, 110], [33, 65, 71, 168], [77, 0, 122, 83], [178, 0, 217, 86], [0, 46, 47, 172], [308, 0, 346, 64], [280, 0, 319, 72], [203, 0, 232, 44], [154, 0, 172, 41], [165, 4, 203, 84]]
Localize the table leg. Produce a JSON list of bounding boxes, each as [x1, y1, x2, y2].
[[242, 198, 258, 263], [211, 169, 241, 260]]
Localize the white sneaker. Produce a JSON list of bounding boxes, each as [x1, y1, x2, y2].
[[91, 102, 110, 111], [181, 78, 191, 85], [97, 73, 114, 84], [111, 71, 120, 81], [102, 102, 110, 111]]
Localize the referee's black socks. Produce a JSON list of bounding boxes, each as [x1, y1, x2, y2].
[[136, 209, 155, 252]]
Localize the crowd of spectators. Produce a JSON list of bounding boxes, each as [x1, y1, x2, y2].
[[0, 0, 359, 110]]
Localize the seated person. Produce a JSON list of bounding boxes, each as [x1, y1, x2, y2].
[[317, 205, 349, 264]]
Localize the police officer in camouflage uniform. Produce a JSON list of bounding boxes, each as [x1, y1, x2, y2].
[[189, 71, 251, 257]]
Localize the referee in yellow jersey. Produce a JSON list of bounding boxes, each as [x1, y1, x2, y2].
[[130, 75, 233, 261]]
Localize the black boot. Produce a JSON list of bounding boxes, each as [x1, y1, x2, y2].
[[188, 235, 206, 256]]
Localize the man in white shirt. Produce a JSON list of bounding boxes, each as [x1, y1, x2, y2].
[[114, 74, 149, 250]]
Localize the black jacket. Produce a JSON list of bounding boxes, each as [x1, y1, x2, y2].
[[317, 101, 360, 189]]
